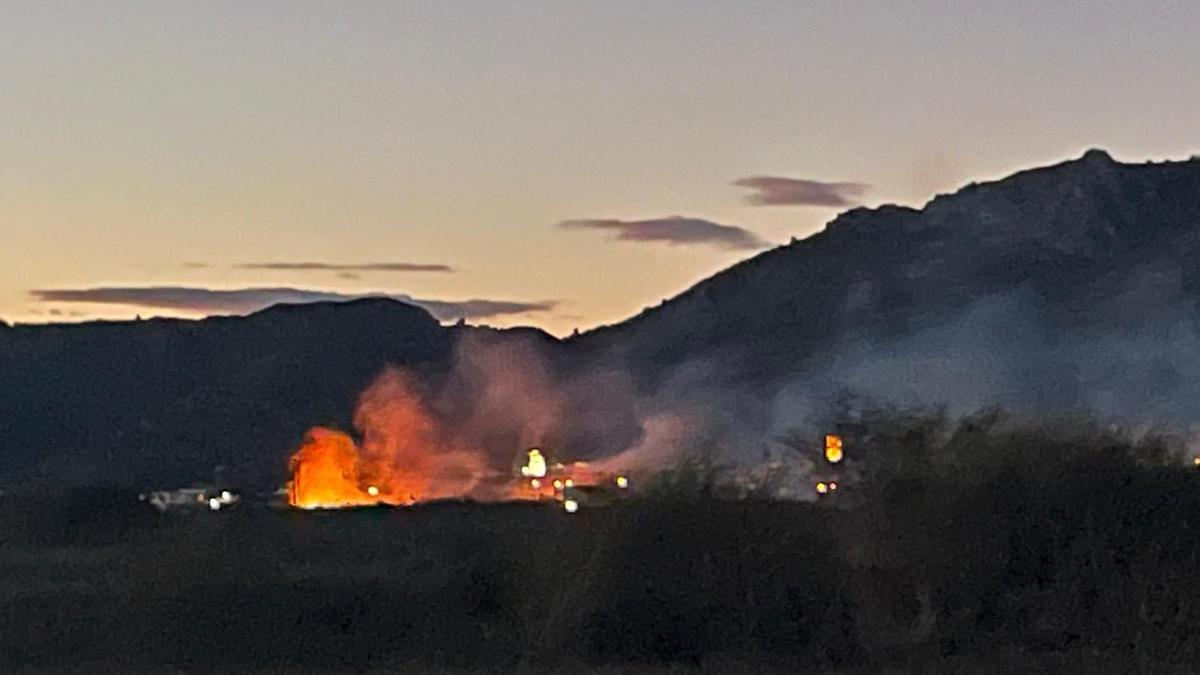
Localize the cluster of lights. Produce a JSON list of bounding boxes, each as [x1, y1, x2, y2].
[[815, 481, 839, 495], [208, 490, 238, 511]]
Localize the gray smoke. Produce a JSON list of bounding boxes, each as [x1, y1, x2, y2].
[[768, 263, 1200, 453]]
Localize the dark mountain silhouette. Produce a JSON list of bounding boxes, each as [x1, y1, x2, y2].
[[1, 301, 449, 485], [571, 150, 1200, 395], [3, 149, 1200, 486]]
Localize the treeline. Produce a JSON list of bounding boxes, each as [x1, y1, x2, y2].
[[3, 409, 1200, 671]]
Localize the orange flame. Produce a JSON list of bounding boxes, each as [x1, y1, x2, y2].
[[288, 427, 381, 508], [286, 367, 628, 509], [288, 369, 488, 509]]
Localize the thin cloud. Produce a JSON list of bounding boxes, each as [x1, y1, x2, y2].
[[733, 176, 870, 207], [29, 287, 554, 322], [237, 262, 454, 273], [558, 215, 768, 250]]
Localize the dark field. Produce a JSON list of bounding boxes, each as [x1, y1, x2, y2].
[[4, 423, 1200, 673]]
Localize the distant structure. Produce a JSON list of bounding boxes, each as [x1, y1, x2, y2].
[[139, 467, 241, 512], [140, 484, 239, 512]]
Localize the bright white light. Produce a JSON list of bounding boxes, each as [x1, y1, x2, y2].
[[521, 449, 547, 478], [367, 485, 380, 497], [531, 479, 541, 489], [552, 479, 563, 490], [208, 498, 221, 511], [564, 499, 579, 513], [616, 476, 629, 489], [220, 490, 233, 503], [564, 479, 574, 488], [829, 482, 838, 491]]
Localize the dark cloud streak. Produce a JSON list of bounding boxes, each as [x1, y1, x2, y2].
[[559, 215, 768, 250], [238, 262, 454, 273], [733, 176, 870, 207], [29, 287, 554, 322]]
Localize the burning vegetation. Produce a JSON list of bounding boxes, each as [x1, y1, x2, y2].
[[286, 365, 628, 510], [287, 369, 490, 509], [284, 335, 847, 511]]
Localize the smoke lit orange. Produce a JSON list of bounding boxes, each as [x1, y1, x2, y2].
[[287, 369, 489, 509], [286, 362, 636, 510]]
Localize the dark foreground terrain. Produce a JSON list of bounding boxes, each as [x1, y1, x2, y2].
[[4, 418, 1200, 673]]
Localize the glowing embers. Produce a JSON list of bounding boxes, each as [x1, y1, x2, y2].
[[824, 434, 845, 464]]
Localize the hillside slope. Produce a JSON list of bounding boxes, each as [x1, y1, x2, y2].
[[573, 150, 1200, 403], [4, 150, 1200, 485]]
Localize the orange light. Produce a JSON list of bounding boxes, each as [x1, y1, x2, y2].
[[824, 434, 844, 464]]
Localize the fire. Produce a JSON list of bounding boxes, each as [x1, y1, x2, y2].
[[286, 367, 631, 510], [289, 427, 376, 508], [824, 434, 844, 464], [520, 449, 547, 478], [287, 369, 488, 509]]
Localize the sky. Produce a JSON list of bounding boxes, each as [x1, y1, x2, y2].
[[2, 1, 1198, 336]]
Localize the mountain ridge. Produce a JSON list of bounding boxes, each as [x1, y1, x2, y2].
[[4, 149, 1200, 486]]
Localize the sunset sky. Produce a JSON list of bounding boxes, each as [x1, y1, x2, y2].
[[3, 1, 1198, 335]]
